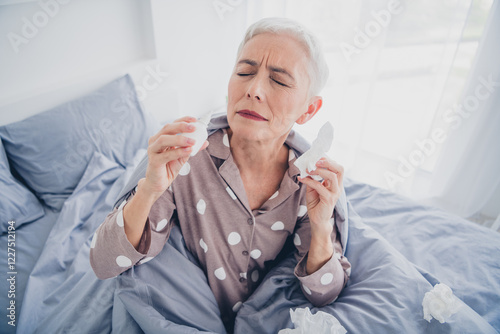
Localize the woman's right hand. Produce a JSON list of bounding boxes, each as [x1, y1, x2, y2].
[[142, 116, 208, 202]]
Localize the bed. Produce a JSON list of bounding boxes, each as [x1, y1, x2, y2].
[[0, 74, 499, 334]]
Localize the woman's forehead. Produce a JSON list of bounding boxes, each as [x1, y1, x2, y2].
[[238, 33, 310, 74]]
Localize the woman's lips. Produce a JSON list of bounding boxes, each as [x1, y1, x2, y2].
[[236, 110, 268, 121]]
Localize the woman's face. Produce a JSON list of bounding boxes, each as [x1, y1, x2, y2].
[[227, 33, 318, 144]]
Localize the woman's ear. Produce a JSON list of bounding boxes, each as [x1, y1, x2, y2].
[[296, 96, 323, 125]]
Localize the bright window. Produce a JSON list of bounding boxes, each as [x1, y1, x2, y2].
[[249, 0, 494, 197]]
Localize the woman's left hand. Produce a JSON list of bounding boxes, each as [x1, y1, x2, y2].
[[298, 157, 344, 231]]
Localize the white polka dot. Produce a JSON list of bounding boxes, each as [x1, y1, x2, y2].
[[199, 238, 208, 253], [228, 232, 241, 245], [139, 257, 154, 264], [240, 272, 247, 279], [251, 270, 259, 282], [179, 162, 190, 176], [226, 187, 237, 200], [297, 205, 307, 217], [156, 219, 168, 232], [197, 199, 206, 215], [346, 267, 351, 276], [116, 210, 124, 227], [302, 284, 312, 295], [269, 190, 279, 200], [321, 273, 334, 285], [223, 133, 230, 147], [250, 249, 261, 259], [214, 267, 226, 280], [294, 233, 301, 246], [116, 255, 132, 267], [118, 200, 127, 210], [289, 150, 295, 161], [90, 232, 98, 248], [271, 221, 284, 231], [232, 301, 243, 313]]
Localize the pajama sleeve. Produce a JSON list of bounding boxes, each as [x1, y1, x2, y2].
[[90, 187, 177, 280], [293, 210, 351, 307]]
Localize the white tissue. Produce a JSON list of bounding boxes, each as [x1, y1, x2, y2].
[[179, 110, 212, 156], [278, 307, 347, 334], [181, 121, 207, 156], [293, 122, 334, 181], [422, 283, 462, 323]]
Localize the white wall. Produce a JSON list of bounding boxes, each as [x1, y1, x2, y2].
[[0, 0, 248, 125], [146, 0, 247, 122], [0, 0, 157, 125]]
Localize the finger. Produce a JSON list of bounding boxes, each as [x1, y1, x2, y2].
[[324, 173, 340, 193], [199, 140, 210, 152], [149, 121, 196, 144], [316, 158, 344, 188], [149, 146, 192, 167], [308, 167, 339, 192], [316, 158, 344, 175], [173, 116, 197, 123], [149, 134, 195, 154], [150, 133, 195, 153], [298, 176, 331, 200]]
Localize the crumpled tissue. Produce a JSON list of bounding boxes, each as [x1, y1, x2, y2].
[[278, 307, 347, 334], [422, 283, 462, 323], [293, 122, 334, 181]]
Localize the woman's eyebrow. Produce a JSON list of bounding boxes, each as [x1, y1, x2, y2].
[[269, 66, 295, 83], [237, 59, 258, 67]]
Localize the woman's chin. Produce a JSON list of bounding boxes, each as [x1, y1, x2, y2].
[[231, 125, 268, 142]]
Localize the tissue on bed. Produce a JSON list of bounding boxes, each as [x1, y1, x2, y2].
[[422, 283, 462, 323], [278, 307, 347, 334], [293, 122, 334, 181]]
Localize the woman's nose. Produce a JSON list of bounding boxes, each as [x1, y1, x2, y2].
[[246, 74, 264, 102], [246, 91, 261, 101]]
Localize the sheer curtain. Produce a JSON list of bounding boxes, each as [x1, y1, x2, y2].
[[245, 0, 498, 226], [426, 0, 500, 225]]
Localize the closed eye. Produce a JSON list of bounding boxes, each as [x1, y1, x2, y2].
[[272, 78, 287, 87], [237, 73, 288, 87]]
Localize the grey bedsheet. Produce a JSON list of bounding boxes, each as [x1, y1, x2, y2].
[[0, 207, 59, 334], [345, 178, 500, 330]]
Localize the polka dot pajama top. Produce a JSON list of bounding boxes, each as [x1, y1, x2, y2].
[[90, 128, 351, 324]]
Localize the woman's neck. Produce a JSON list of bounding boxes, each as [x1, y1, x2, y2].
[[227, 128, 289, 176], [226, 127, 290, 210]]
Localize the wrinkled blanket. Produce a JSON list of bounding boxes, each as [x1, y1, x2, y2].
[[15, 124, 500, 333]]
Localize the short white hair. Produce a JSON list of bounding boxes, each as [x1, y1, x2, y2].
[[237, 17, 329, 97]]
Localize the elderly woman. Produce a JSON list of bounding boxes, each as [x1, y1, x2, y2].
[[90, 17, 350, 330]]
